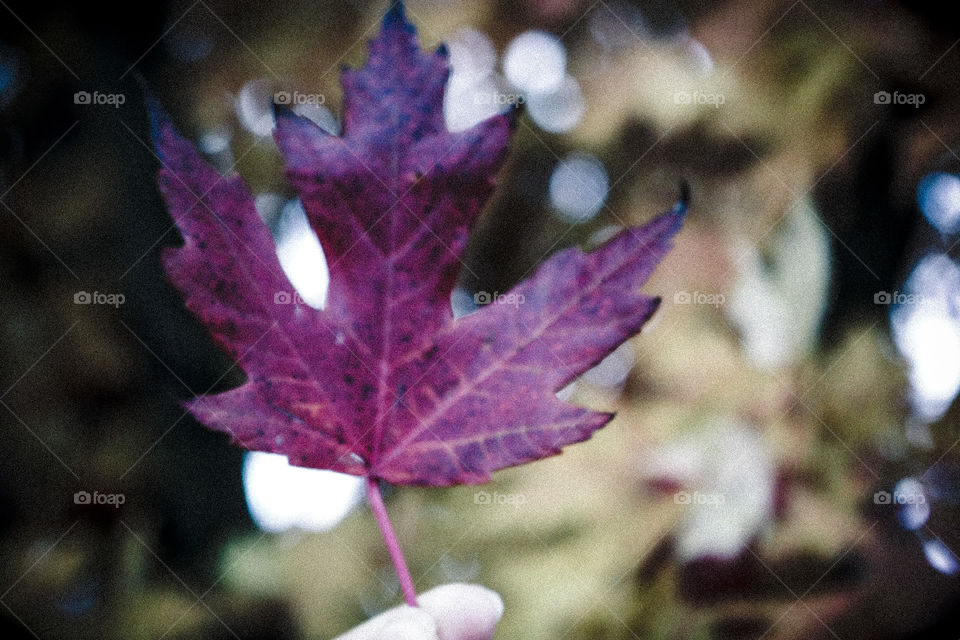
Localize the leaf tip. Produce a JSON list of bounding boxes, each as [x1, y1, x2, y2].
[[675, 179, 691, 215], [383, 1, 411, 30], [271, 99, 296, 122], [144, 92, 174, 159], [505, 101, 525, 132], [653, 187, 689, 242]]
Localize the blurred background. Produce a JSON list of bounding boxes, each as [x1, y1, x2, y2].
[[2, 0, 960, 638]]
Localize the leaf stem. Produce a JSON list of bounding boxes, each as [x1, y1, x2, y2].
[[365, 476, 418, 607]]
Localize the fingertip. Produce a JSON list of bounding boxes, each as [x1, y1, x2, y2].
[[381, 607, 439, 640], [418, 584, 504, 640]]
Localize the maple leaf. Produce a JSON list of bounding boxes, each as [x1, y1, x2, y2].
[[152, 1, 681, 487], [149, 0, 681, 606]]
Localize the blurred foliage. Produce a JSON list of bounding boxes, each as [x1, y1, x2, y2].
[[3, 0, 960, 639]]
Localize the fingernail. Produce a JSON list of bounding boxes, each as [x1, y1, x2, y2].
[[418, 584, 504, 640]]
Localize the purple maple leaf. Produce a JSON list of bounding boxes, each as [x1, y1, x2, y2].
[[149, 1, 682, 606]]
